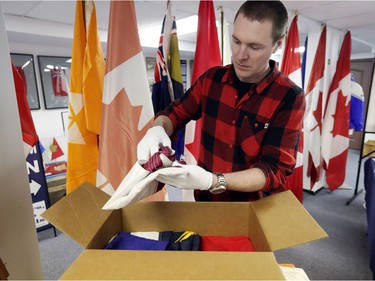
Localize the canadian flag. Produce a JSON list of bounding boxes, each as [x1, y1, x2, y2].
[[97, 0, 155, 196], [305, 26, 327, 189], [321, 31, 352, 190], [280, 15, 304, 202]]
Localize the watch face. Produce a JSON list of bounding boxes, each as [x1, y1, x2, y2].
[[210, 185, 226, 194]]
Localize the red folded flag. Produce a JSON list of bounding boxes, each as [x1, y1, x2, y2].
[[201, 235, 255, 252]]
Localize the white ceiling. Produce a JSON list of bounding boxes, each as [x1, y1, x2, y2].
[[2, 0, 375, 59]]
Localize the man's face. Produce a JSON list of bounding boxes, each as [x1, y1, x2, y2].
[[231, 13, 280, 83]]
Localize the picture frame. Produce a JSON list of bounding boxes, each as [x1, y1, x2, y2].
[[38, 55, 71, 109], [61, 110, 69, 136], [10, 53, 40, 110]]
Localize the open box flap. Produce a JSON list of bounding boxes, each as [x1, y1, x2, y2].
[[41, 182, 112, 247], [60, 250, 286, 280], [252, 191, 328, 251]]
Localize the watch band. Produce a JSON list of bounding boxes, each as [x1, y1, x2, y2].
[[209, 173, 227, 194]]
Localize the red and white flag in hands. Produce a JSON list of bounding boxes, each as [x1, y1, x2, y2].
[[305, 26, 327, 189], [321, 31, 352, 191], [280, 15, 304, 202], [97, 0, 155, 195], [183, 0, 222, 166]]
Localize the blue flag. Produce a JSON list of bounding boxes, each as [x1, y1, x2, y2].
[[152, 2, 184, 159]]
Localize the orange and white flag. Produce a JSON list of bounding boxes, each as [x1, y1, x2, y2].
[[97, 0, 156, 196], [66, 0, 105, 194]]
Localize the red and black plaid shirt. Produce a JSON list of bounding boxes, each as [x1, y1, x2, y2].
[[157, 60, 305, 201]]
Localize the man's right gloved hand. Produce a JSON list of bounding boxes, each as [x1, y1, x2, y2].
[[137, 126, 171, 164]]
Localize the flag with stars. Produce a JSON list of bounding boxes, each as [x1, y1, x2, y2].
[[321, 31, 352, 190], [152, 1, 184, 160], [66, 0, 105, 194]]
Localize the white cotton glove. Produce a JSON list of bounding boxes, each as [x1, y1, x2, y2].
[[102, 172, 160, 210], [102, 162, 152, 210], [102, 154, 174, 210], [137, 126, 171, 164], [155, 163, 213, 191]]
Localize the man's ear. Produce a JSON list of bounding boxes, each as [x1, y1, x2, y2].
[[273, 36, 285, 53]]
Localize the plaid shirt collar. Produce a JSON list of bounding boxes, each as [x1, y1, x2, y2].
[[221, 60, 279, 95]]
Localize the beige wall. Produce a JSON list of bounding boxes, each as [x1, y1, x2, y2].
[[0, 3, 43, 280]]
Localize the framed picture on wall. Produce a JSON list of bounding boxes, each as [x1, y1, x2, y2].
[[10, 53, 40, 110], [38, 55, 71, 109]]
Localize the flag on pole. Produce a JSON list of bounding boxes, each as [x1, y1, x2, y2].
[[321, 31, 352, 190], [97, 0, 155, 195], [304, 25, 326, 189], [66, 0, 105, 194], [152, 1, 184, 160], [184, 0, 222, 166], [11, 62, 38, 157], [83, 1, 105, 135], [217, 7, 231, 66], [280, 15, 303, 202]]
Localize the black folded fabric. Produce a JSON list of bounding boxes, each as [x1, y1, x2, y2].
[[160, 231, 201, 251]]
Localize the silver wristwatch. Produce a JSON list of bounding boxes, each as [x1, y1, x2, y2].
[[209, 173, 227, 194]]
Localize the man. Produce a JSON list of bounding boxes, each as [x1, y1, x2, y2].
[[137, 0, 305, 202]]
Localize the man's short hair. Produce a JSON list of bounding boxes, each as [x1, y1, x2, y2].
[[234, 1, 288, 44]]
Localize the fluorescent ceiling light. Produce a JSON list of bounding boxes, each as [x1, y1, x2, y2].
[[21, 60, 30, 69], [139, 15, 198, 48], [176, 15, 198, 36]]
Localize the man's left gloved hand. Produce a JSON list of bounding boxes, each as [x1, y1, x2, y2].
[[155, 163, 213, 191]]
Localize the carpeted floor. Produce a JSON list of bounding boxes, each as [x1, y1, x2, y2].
[[37, 149, 373, 280]]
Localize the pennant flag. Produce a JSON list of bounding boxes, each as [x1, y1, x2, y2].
[[97, 0, 155, 195], [11, 62, 38, 157], [280, 15, 303, 202], [304, 26, 326, 189], [184, 0, 222, 166], [49, 138, 64, 160], [321, 31, 352, 190], [152, 1, 184, 160], [66, 0, 105, 194]]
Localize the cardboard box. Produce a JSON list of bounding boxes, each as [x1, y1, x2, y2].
[[42, 182, 328, 280]]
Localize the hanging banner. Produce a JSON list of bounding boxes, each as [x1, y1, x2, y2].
[[26, 141, 53, 232]]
